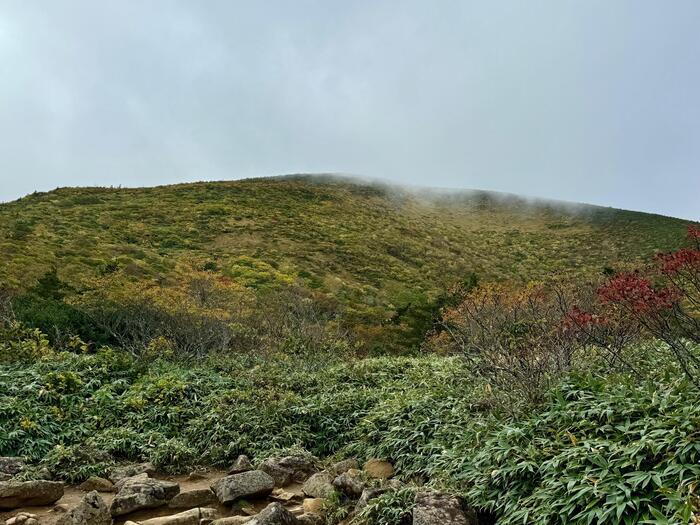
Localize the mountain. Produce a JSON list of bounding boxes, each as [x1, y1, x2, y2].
[[0, 175, 689, 350]]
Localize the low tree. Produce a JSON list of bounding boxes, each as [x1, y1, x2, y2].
[[436, 283, 582, 404]]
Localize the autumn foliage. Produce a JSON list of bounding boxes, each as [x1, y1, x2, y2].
[[434, 225, 700, 396]]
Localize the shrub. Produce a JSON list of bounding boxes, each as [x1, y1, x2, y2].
[[354, 487, 416, 525], [459, 373, 700, 524]]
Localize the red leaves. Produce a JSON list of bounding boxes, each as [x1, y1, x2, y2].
[[563, 306, 607, 331], [655, 248, 700, 275], [597, 273, 679, 313], [688, 224, 700, 240]]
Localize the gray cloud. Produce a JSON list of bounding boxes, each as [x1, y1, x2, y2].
[[0, 0, 698, 219]]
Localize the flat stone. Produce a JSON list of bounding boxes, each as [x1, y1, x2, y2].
[[211, 470, 274, 505], [134, 507, 218, 524], [211, 518, 253, 525], [168, 488, 217, 508], [270, 488, 301, 503], [0, 480, 64, 509]]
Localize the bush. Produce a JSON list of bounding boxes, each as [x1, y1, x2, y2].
[[354, 487, 416, 525], [458, 373, 700, 524]]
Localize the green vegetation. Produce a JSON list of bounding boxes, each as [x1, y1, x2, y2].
[[1, 176, 698, 523], [0, 176, 688, 351], [1, 330, 698, 523]]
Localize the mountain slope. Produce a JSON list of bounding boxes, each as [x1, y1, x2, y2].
[[0, 175, 689, 350]]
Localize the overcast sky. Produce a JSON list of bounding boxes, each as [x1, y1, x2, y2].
[[0, 1, 698, 219]]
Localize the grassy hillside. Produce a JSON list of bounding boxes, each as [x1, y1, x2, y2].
[[1, 175, 699, 523], [0, 175, 689, 350]]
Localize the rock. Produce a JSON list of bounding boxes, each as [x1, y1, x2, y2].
[[297, 514, 323, 525], [382, 478, 404, 490], [133, 507, 218, 524], [413, 491, 476, 525], [362, 459, 394, 480], [259, 455, 317, 487], [168, 488, 217, 508], [332, 469, 364, 497], [329, 459, 359, 476], [228, 455, 254, 475], [109, 475, 180, 516], [0, 480, 64, 509], [248, 502, 299, 525], [56, 490, 111, 525], [0, 458, 24, 478], [211, 518, 253, 525], [362, 459, 394, 479], [187, 469, 208, 481], [5, 513, 39, 525], [270, 488, 301, 503], [211, 470, 274, 505], [285, 505, 304, 516], [355, 488, 386, 512], [302, 498, 325, 515], [301, 472, 335, 499], [36, 468, 53, 480], [108, 462, 156, 484], [78, 476, 114, 492]]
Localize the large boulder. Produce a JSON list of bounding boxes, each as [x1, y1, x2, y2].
[[228, 455, 254, 475], [109, 475, 180, 516], [0, 480, 64, 509], [362, 459, 394, 480], [56, 490, 111, 525], [124, 507, 218, 525], [108, 462, 156, 484], [211, 470, 274, 505], [301, 473, 335, 499], [168, 488, 217, 508], [259, 455, 318, 487], [413, 491, 476, 525], [248, 502, 299, 525]]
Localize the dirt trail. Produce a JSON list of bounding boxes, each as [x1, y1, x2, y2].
[[1, 470, 303, 524]]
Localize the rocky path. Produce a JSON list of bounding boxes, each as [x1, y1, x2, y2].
[[1, 455, 479, 525]]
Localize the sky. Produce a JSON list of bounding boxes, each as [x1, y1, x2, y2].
[[0, 1, 698, 220]]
